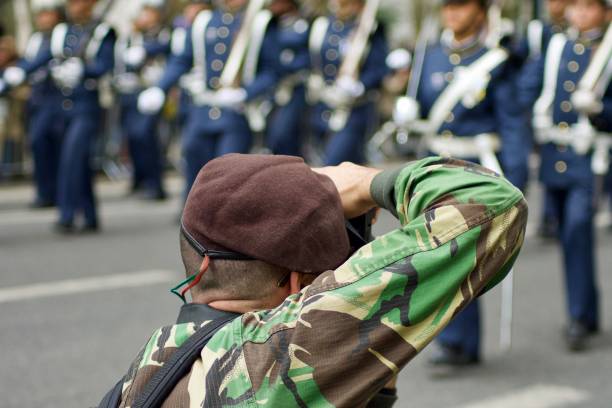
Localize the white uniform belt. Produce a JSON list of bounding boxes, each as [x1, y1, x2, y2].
[[427, 133, 503, 174]]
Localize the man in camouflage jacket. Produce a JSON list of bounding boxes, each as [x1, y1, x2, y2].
[[108, 154, 527, 407]]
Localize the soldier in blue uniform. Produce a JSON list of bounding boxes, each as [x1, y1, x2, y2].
[[518, 0, 570, 239], [7, 0, 116, 232], [394, 0, 529, 366], [3, 0, 64, 208], [114, 0, 170, 200], [138, 0, 279, 198], [520, 0, 611, 350], [265, 0, 310, 156], [307, 0, 388, 165]]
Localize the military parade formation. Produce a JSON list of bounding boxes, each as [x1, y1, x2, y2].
[[0, 0, 611, 378]]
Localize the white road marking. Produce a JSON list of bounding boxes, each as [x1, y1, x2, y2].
[[0, 270, 176, 303], [458, 384, 590, 408]]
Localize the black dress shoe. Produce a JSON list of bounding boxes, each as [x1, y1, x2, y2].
[[53, 221, 75, 234], [141, 189, 167, 201], [80, 222, 100, 234], [30, 199, 55, 209], [537, 220, 558, 240], [565, 320, 597, 351], [428, 344, 480, 368]]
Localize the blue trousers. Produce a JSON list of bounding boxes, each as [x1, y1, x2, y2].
[[548, 185, 599, 327], [57, 113, 99, 226], [437, 301, 481, 358], [182, 109, 252, 197], [28, 106, 63, 204], [314, 103, 373, 166], [121, 98, 164, 194], [266, 87, 306, 157]]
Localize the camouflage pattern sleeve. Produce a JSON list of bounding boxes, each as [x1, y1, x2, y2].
[[113, 157, 527, 408]]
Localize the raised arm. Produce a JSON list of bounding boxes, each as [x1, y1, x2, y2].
[[209, 157, 528, 407]]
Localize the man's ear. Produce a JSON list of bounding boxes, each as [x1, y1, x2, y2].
[[289, 271, 302, 295]]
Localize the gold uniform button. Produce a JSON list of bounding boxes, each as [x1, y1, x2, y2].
[[209, 77, 220, 88], [217, 27, 229, 38], [561, 101, 572, 112], [324, 64, 337, 76], [214, 43, 226, 55], [449, 53, 461, 65], [221, 13, 234, 24], [445, 113, 454, 123], [209, 107, 221, 120], [444, 72, 454, 82], [322, 110, 331, 121], [563, 80, 575, 92], [573, 43, 585, 55], [555, 160, 568, 173], [211, 59, 224, 71], [441, 130, 453, 138], [568, 61, 579, 72], [559, 121, 569, 130], [325, 49, 338, 60], [62, 100, 73, 110]]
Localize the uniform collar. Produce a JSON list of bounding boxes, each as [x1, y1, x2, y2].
[[176, 303, 241, 324], [441, 28, 487, 57], [568, 26, 605, 46]]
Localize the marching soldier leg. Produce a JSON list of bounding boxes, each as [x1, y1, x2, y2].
[[121, 99, 146, 193], [181, 115, 217, 199], [216, 111, 253, 156], [129, 108, 166, 200], [539, 188, 561, 238], [560, 184, 599, 350], [55, 115, 98, 232], [323, 107, 369, 166], [431, 300, 481, 366], [29, 107, 62, 207], [267, 87, 306, 156]]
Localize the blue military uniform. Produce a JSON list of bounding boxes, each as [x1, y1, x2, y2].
[[155, 8, 279, 196], [413, 31, 529, 360], [309, 15, 388, 165], [266, 13, 310, 156], [115, 27, 171, 198], [22, 21, 116, 230], [520, 27, 612, 335], [19, 30, 64, 207]]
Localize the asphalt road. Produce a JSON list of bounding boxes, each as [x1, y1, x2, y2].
[[1, 175, 611, 408]]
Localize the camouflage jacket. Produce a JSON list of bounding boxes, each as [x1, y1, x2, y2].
[[114, 157, 528, 408]]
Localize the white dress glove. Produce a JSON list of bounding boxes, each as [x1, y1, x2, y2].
[[571, 90, 603, 115], [138, 86, 166, 114], [393, 96, 420, 127], [123, 46, 147, 67], [214, 88, 247, 109], [52, 58, 84, 88], [3, 66, 26, 87]]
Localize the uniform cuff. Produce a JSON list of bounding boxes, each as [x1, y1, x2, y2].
[[369, 167, 404, 217]]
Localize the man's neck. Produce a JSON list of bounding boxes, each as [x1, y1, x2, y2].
[[203, 299, 270, 314]]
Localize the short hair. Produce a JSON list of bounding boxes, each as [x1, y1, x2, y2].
[[179, 233, 290, 300]]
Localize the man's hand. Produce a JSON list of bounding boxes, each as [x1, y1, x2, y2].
[[313, 162, 382, 218]]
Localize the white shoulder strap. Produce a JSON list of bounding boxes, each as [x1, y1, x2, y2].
[[85, 23, 113, 61], [309, 16, 329, 73], [577, 24, 612, 96], [533, 33, 567, 120], [527, 20, 544, 58], [25, 32, 44, 61], [171, 27, 187, 56], [50, 23, 68, 59], [427, 48, 509, 133], [242, 9, 273, 85], [191, 10, 213, 72]]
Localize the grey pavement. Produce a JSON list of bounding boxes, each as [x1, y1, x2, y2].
[[0, 175, 611, 407]]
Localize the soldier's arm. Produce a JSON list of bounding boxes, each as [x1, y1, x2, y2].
[[243, 27, 280, 101], [83, 28, 117, 78], [494, 67, 530, 190], [156, 27, 194, 93], [17, 40, 53, 75], [211, 157, 527, 407], [144, 34, 171, 58], [358, 25, 389, 91], [590, 80, 612, 132], [516, 55, 544, 112]]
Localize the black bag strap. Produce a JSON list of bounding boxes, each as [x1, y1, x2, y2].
[[98, 378, 125, 408], [132, 315, 236, 408]]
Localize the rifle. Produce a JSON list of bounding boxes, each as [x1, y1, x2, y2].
[[328, 0, 381, 132]]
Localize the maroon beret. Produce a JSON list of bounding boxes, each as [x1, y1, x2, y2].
[[182, 154, 350, 273]]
